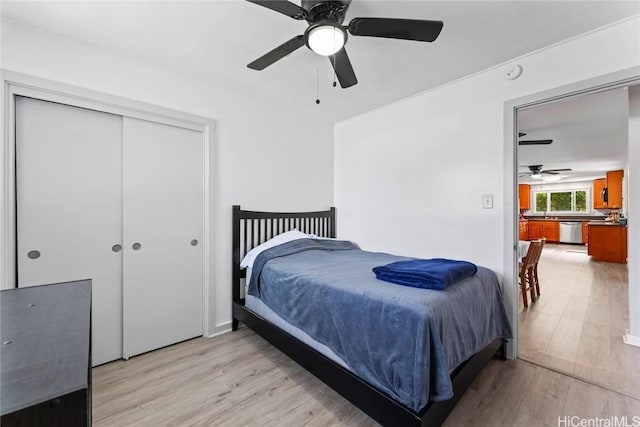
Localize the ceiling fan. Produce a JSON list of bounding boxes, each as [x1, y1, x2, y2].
[[518, 132, 553, 146], [245, 0, 444, 88], [519, 165, 572, 179]]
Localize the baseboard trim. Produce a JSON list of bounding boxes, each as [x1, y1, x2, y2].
[[623, 330, 640, 347], [207, 321, 232, 338]]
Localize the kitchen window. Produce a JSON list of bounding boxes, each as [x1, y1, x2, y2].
[[534, 189, 588, 213]]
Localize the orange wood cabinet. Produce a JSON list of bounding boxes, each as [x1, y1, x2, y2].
[[588, 224, 627, 263], [582, 221, 589, 244], [518, 184, 531, 211], [519, 221, 529, 240], [528, 222, 543, 240], [542, 221, 559, 242], [593, 178, 607, 209], [606, 170, 624, 209], [527, 220, 559, 242]]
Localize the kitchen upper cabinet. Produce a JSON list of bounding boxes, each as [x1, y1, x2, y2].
[[518, 184, 531, 211], [593, 178, 607, 209], [606, 170, 624, 209]]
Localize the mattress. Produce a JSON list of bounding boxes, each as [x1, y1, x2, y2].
[[245, 293, 348, 369], [246, 239, 512, 412]]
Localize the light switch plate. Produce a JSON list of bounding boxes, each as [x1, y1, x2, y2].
[[482, 194, 494, 209]]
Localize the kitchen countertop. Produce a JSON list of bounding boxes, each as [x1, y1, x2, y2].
[[523, 218, 604, 222], [587, 221, 627, 226]]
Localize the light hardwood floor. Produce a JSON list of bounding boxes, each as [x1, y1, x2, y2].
[[519, 243, 640, 399], [94, 325, 640, 426]]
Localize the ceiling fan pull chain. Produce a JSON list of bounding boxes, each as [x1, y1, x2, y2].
[[316, 55, 320, 104], [332, 27, 337, 87]]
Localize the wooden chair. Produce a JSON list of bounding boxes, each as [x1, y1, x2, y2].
[[531, 238, 545, 297], [519, 239, 542, 308]]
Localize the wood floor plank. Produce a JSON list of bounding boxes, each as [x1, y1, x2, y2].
[[519, 243, 635, 397], [92, 327, 640, 426], [519, 366, 571, 426], [563, 377, 611, 418]]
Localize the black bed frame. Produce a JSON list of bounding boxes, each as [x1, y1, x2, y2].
[[231, 205, 505, 426]]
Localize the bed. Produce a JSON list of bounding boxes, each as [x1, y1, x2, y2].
[[231, 206, 511, 426]]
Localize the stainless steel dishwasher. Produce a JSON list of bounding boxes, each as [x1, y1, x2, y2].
[[559, 221, 583, 243]]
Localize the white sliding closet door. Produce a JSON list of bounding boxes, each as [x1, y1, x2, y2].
[[16, 96, 124, 366], [122, 117, 203, 359]]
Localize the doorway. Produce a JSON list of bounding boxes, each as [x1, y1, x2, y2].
[[505, 70, 640, 398]]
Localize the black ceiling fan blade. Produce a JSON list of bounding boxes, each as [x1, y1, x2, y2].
[[347, 18, 444, 42], [543, 168, 572, 173], [246, 0, 306, 20], [518, 132, 527, 137], [518, 139, 553, 145], [247, 35, 305, 70], [329, 48, 358, 88]]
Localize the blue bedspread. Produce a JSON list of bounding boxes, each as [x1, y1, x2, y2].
[[372, 258, 478, 290], [247, 239, 512, 412]]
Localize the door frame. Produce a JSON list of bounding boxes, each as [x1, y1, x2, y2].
[[1, 70, 215, 337], [503, 66, 640, 357]]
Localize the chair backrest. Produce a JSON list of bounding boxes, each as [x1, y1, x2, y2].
[[532, 238, 546, 264], [521, 240, 542, 271]]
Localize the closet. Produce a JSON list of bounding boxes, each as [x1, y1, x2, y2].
[[15, 96, 204, 366]]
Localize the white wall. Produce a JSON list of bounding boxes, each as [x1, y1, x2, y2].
[[335, 16, 639, 350], [627, 85, 640, 344], [334, 18, 640, 273], [335, 16, 638, 272], [1, 20, 335, 333]]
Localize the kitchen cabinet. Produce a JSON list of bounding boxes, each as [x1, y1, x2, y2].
[[606, 170, 624, 209], [582, 221, 589, 244], [519, 184, 531, 211], [593, 178, 607, 209], [519, 221, 529, 240], [542, 221, 559, 242], [528, 220, 559, 242], [588, 224, 627, 263], [528, 222, 543, 240]]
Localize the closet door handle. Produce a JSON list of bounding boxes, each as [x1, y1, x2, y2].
[[112, 244, 122, 253], [27, 250, 41, 259], [132, 242, 142, 251], [190, 239, 198, 246]]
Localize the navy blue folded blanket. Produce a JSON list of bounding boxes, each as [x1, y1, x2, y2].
[[372, 258, 478, 290]]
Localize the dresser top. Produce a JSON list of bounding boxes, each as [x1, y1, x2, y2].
[[1, 280, 91, 415]]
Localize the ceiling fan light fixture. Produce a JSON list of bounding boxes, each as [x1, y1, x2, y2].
[[306, 23, 346, 56], [530, 173, 543, 179], [542, 175, 563, 182]]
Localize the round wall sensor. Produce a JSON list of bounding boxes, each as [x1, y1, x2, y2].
[[505, 64, 523, 80]]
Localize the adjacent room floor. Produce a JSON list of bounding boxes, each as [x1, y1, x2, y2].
[[93, 325, 640, 426], [518, 243, 640, 399]]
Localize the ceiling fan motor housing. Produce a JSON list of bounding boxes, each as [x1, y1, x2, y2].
[[529, 165, 543, 173], [301, 0, 350, 23]]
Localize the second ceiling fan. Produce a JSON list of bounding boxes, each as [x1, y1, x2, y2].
[[246, 0, 444, 88], [519, 165, 572, 178]]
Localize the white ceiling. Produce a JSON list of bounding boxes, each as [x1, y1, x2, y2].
[[517, 87, 631, 184], [2, 1, 639, 123]]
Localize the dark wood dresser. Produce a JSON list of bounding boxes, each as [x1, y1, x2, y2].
[[1, 280, 92, 426]]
